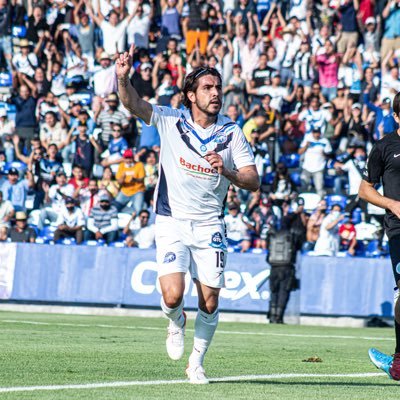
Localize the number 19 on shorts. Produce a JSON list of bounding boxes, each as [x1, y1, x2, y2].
[[215, 251, 225, 270]]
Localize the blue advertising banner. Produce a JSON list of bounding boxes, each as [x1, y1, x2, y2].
[[11, 244, 292, 314], [299, 256, 394, 317]]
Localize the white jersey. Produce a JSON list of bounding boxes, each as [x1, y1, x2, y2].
[[150, 105, 255, 221]]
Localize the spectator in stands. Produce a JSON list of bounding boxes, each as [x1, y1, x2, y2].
[[68, 122, 102, 177], [115, 149, 145, 213], [123, 209, 155, 248], [79, 178, 100, 217], [0, 108, 15, 162], [1, 168, 34, 212], [251, 198, 277, 249], [8, 84, 37, 140], [298, 127, 332, 197], [131, 62, 156, 99], [0, 190, 14, 228], [8, 211, 36, 243], [85, 193, 118, 244], [339, 216, 357, 256], [304, 199, 327, 251], [38, 170, 74, 230], [101, 123, 128, 169], [95, 93, 129, 145], [0, 226, 7, 242], [225, 202, 251, 252], [313, 203, 345, 256], [269, 163, 297, 206], [39, 111, 67, 151], [98, 167, 119, 199], [53, 197, 85, 244]]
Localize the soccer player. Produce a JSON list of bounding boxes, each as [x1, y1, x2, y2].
[[359, 92, 400, 379], [116, 45, 259, 384]]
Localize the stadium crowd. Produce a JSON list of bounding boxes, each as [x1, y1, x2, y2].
[[0, 0, 397, 256]]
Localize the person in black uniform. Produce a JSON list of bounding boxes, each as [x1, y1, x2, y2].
[[359, 91, 400, 380]]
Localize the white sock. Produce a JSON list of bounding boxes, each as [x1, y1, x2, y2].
[[161, 297, 185, 329], [189, 309, 219, 367]]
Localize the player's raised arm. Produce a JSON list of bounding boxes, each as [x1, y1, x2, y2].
[[116, 44, 153, 125]]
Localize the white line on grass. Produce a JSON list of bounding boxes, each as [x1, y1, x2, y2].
[[0, 373, 386, 393], [0, 319, 394, 341]]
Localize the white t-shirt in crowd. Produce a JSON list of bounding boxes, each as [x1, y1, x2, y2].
[[100, 19, 129, 55], [55, 206, 86, 228], [300, 136, 332, 173], [224, 213, 250, 242], [0, 200, 14, 227], [313, 212, 341, 256], [127, 15, 151, 48], [255, 85, 288, 112], [131, 223, 155, 249]]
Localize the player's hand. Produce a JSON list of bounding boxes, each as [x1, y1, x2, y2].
[[389, 200, 400, 220], [116, 44, 135, 80], [204, 151, 225, 175]]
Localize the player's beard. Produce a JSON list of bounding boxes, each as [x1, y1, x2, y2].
[[196, 98, 222, 117]]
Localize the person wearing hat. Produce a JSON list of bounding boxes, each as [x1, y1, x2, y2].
[[8, 211, 36, 243], [53, 197, 85, 244], [95, 92, 129, 145], [12, 38, 38, 79], [115, 148, 145, 213], [131, 60, 155, 100], [1, 167, 34, 212], [92, 52, 114, 99], [85, 193, 118, 244], [224, 202, 252, 252]]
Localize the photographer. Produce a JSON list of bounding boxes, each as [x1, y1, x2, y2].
[[266, 224, 299, 324]]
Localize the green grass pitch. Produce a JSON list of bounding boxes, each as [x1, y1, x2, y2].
[[0, 311, 399, 400]]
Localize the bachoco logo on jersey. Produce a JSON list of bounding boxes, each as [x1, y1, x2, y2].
[[179, 157, 217, 176]]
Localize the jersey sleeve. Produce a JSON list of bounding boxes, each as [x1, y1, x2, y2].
[[362, 143, 383, 184], [231, 127, 256, 170], [150, 105, 181, 137]]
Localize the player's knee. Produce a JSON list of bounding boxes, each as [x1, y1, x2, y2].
[[198, 297, 219, 314], [163, 292, 184, 309]]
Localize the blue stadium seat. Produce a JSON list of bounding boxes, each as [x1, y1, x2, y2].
[[12, 26, 27, 38], [352, 208, 363, 224], [365, 240, 381, 258], [0, 72, 12, 87], [290, 171, 301, 187], [323, 175, 336, 189], [109, 241, 125, 248], [56, 238, 76, 245], [279, 154, 300, 169], [262, 172, 275, 185], [83, 240, 106, 246], [325, 194, 347, 209], [39, 226, 57, 240]]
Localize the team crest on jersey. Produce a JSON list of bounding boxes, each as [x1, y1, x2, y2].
[[214, 133, 227, 144], [163, 252, 176, 264], [209, 232, 226, 250]]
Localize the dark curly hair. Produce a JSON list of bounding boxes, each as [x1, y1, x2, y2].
[[182, 67, 222, 109]]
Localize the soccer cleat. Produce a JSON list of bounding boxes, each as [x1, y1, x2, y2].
[[166, 311, 186, 361], [186, 365, 210, 384], [368, 348, 394, 379], [390, 352, 400, 380]]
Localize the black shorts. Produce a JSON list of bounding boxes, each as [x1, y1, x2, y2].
[[389, 235, 400, 286]]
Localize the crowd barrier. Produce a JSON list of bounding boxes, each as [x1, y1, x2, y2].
[[0, 243, 394, 318]]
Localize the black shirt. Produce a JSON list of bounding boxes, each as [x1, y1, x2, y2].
[[252, 67, 274, 88], [363, 132, 400, 238], [131, 74, 155, 99], [9, 226, 37, 243], [188, 0, 210, 31]]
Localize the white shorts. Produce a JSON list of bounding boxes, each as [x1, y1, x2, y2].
[[155, 215, 227, 288]]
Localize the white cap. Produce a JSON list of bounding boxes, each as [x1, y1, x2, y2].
[[365, 17, 376, 25]]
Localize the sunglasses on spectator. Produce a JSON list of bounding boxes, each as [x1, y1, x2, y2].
[[113, 129, 121, 132]]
